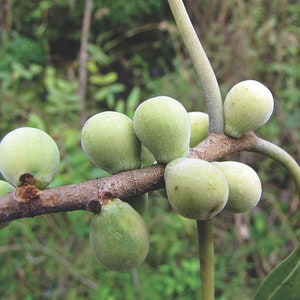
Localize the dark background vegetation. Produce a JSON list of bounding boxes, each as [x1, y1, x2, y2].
[[0, 0, 299, 299]]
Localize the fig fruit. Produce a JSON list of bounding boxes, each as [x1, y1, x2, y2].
[[188, 111, 209, 147], [0, 127, 60, 189], [81, 111, 141, 174], [212, 161, 262, 213], [164, 158, 229, 220], [0, 180, 14, 229], [224, 80, 274, 138], [0, 180, 14, 196], [90, 198, 150, 272], [133, 96, 190, 164], [125, 193, 148, 215]]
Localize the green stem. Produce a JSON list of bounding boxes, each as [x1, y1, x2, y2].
[[254, 137, 300, 195], [197, 219, 215, 300], [167, 2, 219, 298], [167, 0, 224, 133]]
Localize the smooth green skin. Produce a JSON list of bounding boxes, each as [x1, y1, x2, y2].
[[133, 96, 191, 164], [224, 80, 274, 138], [188, 111, 209, 147], [124, 193, 148, 215], [81, 111, 141, 174], [141, 144, 155, 167], [213, 161, 262, 213], [0, 127, 60, 189], [90, 198, 150, 272], [0, 180, 15, 229], [164, 158, 229, 220]]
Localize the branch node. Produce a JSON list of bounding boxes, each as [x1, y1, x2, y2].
[[14, 184, 41, 203], [98, 191, 115, 205]]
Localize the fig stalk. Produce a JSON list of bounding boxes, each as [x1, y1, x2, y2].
[[167, 0, 223, 133], [197, 219, 215, 300], [254, 138, 300, 195]]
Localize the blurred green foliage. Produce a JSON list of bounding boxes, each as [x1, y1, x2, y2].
[[0, 0, 299, 299]]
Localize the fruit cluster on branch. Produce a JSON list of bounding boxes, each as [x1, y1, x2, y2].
[[0, 131, 258, 223]]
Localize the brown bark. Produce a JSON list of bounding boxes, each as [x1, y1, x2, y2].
[[0, 132, 258, 223]]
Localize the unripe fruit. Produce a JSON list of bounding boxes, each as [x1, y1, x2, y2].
[[0, 127, 60, 189], [81, 112, 141, 174], [188, 112, 209, 147], [125, 194, 148, 215], [90, 198, 150, 272], [0, 180, 14, 196], [0, 180, 14, 229], [164, 158, 229, 220], [212, 161, 262, 213], [224, 80, 274, 138], [133, 96, 190, 164]]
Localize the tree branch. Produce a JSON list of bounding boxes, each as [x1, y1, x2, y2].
[[0, 132, 259, 223]]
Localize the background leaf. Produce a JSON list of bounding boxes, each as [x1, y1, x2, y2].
[[253, 246, 300, 300]]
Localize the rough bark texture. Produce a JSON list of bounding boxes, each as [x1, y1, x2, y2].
[[0, 132, 258, 223]]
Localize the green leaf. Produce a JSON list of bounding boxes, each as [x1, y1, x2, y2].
[[89, 72, 118, 86], [126, 85, 141, 118], [253, 246, 300, 300], [86, 61, 98, 74], [26, 113, 46, 132]]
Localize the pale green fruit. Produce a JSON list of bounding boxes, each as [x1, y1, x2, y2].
[[81, 111, 141, 174], [133, 96, 190, 164], [124, 193, 148, 215], [188, 112, 209, 147], [164, 158, 229, 220], [224, 80, 274, 138], [0, 127, 60, 189], [141, 145, 155, 167], [90, 198, 150, 272], [213, 161, 262, 213], [0, 180, 14, 229], [0, 180, 14, 196]]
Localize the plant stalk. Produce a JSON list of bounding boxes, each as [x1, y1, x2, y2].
[[167, 0, 224, 133], [197, 219, 215, 300], [254, 138, 300, 195]]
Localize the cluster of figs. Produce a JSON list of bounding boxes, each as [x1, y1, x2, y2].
[[0, 79, 274, 272]]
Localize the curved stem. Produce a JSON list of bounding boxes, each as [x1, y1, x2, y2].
[[254, 138, 300, 194], [197, 219, 215, 300], [167, 0, 224, 133]]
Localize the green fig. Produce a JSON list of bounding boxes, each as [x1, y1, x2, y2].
[[0, 127, 60, 189], [0, 180, 14, 229], [212, 161, 262, 213], [164, 158, 229, 220], [90, 198, 150, 272], [0, 180, 14, 196], [224, 80, 274, 138], [124, 193, 148, 215], [133, 96, 190, 164], [81, 111, 141, 174], [141, 144, 156, 167], [188, 111, 209, 147]]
